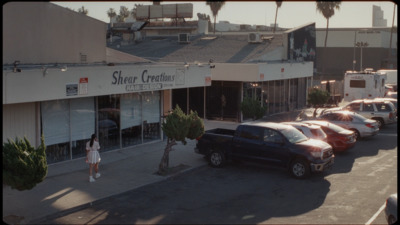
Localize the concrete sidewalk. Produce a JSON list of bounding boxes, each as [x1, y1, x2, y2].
[[3, 120, 241, 224]]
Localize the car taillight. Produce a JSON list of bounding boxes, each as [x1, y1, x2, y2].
[[389, 112, 393, 119], [196, 136, 202, 141], [366, 123, 374, 128]]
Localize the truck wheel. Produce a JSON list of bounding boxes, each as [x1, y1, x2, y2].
[[290, 158, 310, 179], [209, 150, 225, 168]]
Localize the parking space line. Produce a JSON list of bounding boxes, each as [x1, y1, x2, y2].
[[365, 202, 386, 225]]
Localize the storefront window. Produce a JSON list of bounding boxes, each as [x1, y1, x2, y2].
[[70, 97, 95, 159], [41, 100, 71, 164], [41, 91, 162, 164], [98, 95, 120, 151], [142, 91, 161, 143], [121, 93, 142, 147]]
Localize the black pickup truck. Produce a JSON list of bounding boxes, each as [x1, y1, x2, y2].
[[195, 122, 334, 179]]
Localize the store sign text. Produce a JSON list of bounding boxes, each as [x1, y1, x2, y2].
[[112, 70, 176, 92]]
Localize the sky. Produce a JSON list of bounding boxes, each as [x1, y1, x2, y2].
[[52, 1, 397, 29]]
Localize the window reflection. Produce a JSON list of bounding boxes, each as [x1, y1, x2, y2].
[[98, 95, 120, 151]]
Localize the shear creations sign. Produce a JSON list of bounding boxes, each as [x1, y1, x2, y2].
[[111, 69, 185, 92]]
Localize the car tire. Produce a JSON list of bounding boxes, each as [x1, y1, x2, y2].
[[350, 129, 361, 140], [290, 158, 310, 179], [373, 118, 384, 129], [388, 215, 396, 225], [209, 150, 225, 168]]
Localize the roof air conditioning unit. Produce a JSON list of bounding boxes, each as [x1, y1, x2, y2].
[[248, 33, 262, 43], [178, 33, 190, 43]]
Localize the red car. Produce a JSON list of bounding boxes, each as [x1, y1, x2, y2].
[[302, 120, 356, 152]]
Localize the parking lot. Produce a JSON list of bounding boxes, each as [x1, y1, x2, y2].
[[37, 123, 397, 224]]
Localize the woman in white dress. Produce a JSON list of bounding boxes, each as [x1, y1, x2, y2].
[[86, 134, 101, 182]]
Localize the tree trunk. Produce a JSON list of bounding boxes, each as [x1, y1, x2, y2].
[[213, 16, 216, 34], [273, 7, 278, 33], [313, 107, 319, 118], [157, 138, 177, 175], [322, 18, 329, 77]]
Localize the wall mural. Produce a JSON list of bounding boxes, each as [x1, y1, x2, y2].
[[288, 23, 316, 66]]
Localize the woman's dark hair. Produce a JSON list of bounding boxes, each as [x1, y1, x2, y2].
[[90, 134, 96, 147]]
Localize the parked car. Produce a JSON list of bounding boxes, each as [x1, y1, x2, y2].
[[195, 122, 334, 179], [318, 110, 379, 140], [281, 122, 328, 142], [374, 97, 398, 117], [385, 91, 397, 99], [385, 193, 397, 225], [301, 120, 356, 152], [341, 99, 397, 128]]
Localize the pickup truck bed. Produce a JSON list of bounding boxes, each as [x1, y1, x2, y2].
[[195, 128, 235, 156]]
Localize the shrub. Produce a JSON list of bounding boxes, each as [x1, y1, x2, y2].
[[3, 135, 48, 191], [240, 96, 266, 120]]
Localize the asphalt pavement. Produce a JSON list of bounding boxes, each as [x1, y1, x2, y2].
[[3, 111, 301, 224]]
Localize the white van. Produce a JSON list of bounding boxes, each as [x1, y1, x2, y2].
[[343, 69, 387, 102]]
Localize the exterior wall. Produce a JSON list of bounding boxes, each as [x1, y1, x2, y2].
[[3, 2, 107, 64], [211, 62, 313, 82], [3, 64, 211, 104], [162, 89, 172, 115], [212, 63, 259, 81], [316, 29, 397, 48], [3, 103, 37, 145]]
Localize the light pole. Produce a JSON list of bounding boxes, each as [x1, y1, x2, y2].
[[355, 41, 369, 71]]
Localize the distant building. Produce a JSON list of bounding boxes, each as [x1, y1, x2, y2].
[[372, 5, 388, 27]]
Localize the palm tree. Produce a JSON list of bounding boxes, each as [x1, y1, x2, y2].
[[107, 8, 117, 43], [78, 6, 88, 15], [273, 1, 282, 33], [206, 1, 225, 34], [107, 8, 116, 24], [117, 6, 130, 22], [316, 1, 341, 77], [316, 1, 341, 48]]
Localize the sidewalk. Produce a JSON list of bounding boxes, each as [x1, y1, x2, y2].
[[3, 119, 240, 224]]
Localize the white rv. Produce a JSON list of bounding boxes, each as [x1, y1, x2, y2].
[[343, 68, 387, 102], [377, 69, 397, 92]]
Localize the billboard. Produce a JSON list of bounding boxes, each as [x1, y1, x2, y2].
[[136, 3, 193, 20]]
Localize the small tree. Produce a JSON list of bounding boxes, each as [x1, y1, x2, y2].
[[240, 96, 266, 120], [158, 105, 204, 175], [307, 88, 330, 118], [78, 6, 88, 15], [3, 135, 48, 191]]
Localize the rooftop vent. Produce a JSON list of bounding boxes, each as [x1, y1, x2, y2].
[[248, 33, 262, 43]]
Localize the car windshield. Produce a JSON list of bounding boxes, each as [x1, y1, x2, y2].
[[280, 127, 309, 144]]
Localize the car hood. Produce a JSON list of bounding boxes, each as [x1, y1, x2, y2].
[[296, 138, 331, 149]]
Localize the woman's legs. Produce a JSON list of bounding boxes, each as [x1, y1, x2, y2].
[[89, 164, 93, 176], [94, 163, 99, 174]]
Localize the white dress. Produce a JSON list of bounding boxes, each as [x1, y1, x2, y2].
[[86, 141, 101, 164]]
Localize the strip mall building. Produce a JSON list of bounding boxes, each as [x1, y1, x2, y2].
[[3, 2, 314, 164]]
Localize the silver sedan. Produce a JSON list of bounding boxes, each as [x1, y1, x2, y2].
[[317, 110, 379, 139]]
